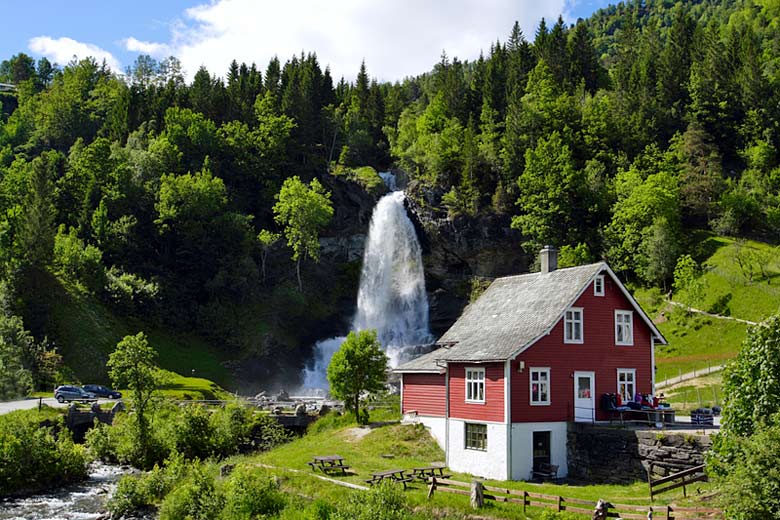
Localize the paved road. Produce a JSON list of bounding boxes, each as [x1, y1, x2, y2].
[[0, 397, 111, 415]]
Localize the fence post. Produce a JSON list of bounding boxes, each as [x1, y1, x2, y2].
[[470, 480, 484, 509], [665, 505, 671, 520], [557, 495, 562, 512], [523, 490, 527, 514]]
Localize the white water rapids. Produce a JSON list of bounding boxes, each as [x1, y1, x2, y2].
[[301, 184, 432, 391]]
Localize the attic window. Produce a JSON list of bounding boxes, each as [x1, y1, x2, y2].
[[594, 275, 605, 296], [564, 308, 584, 344]]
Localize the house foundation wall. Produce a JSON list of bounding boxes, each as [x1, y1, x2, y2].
[[511, 422, 569, 480], [567, 423, 711, 483], [447, 419, 508, 480]]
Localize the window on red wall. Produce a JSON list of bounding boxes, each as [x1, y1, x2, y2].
[[615, 310, 634, 345], [530, 368, 551, 405], [465, 367, 485, 403], [618, 368, 636, 402], [564, 308, 583, 343]]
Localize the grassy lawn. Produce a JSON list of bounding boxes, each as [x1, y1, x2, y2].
[[247, 408, 716, 519], [662, 373, 723, 413], [687, 233, 780, 323]]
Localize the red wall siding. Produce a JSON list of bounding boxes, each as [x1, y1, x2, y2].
[[510, 274, 654, 423], [449, 362, 505, 422], [402, 373, 446, 417]]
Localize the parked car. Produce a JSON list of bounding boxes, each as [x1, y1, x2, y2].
[[82, 384, 122, 399], [54, 385, 96, 403]]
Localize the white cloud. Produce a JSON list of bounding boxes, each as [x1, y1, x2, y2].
[[122, 37, 171, 57], [28, 36, 122, 73], [134, 0, 575, 82]]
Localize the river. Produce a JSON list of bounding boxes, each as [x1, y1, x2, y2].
[[0, 463, 148, 520]]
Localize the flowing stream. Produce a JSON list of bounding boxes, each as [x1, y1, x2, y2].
[[0, 463, 142, 520], [301, 179, 432, 391]]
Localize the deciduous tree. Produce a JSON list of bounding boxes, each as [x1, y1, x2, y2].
[[326, 330, 387, 425]]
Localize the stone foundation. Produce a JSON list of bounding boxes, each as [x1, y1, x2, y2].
[[567, 423, 711, 483]]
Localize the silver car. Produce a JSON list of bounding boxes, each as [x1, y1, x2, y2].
[[54, 385, 97, 403]]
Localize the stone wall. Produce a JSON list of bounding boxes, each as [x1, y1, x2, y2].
[[567, 423, 711, 483]]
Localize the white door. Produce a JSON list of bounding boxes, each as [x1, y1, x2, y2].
[[574, 371, 595, 422]]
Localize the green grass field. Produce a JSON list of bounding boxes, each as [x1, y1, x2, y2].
[[632, 233, 778, 386], [246, 406, 716, 519]]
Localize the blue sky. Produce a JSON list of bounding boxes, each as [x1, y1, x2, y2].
[[1, 0, 614, 82]]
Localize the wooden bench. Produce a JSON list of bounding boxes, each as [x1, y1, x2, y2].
[[308, 455, 350, 475], [531, 463, 558, 481]]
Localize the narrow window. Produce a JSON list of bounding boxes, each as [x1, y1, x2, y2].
[[465, 367, 485, 403], [530, 368, 551, 405], [594, 275, 605, 296], [615, 310, 634, 345], [465, 423, 487, 451], [617, 369, 636, 403], [564, 308, 583, 343]]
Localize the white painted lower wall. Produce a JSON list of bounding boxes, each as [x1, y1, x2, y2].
[[402, 414, 447, 450], [447, 419, 508, 480], [510, 422, 568, 481]]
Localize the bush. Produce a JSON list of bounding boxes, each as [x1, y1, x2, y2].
[[87, 402, 290, 469], [158, 464, 223, 520], [220, 466, 287, 520], [0, 410, 88, 495], [333, 481, 410, 520]]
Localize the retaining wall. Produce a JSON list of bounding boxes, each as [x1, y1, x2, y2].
[[567, 423, 711, 483]]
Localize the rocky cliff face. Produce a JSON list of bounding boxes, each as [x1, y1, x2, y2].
[[404, 181, 527, 337]]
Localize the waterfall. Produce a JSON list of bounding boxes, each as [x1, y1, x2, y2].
[[301, 179, 431, 391]]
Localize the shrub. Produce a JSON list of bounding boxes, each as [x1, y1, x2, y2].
[[333, 481, 410, 520], [158, 464, 223, 520], [220, 466, 286, 520], [0, 410, 88, 495]]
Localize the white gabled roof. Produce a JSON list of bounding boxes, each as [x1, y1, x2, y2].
[[395, 262, 666, 372]]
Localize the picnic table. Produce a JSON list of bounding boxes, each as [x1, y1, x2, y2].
[[364, 468, 414, 489], [307, 455, 350, 475], [411, 464, 451, 481]]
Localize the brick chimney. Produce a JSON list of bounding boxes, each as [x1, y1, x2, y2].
[[540, 245, 558, 274]]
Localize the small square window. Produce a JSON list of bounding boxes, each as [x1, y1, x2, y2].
[[564, 308, 583, 343], [594, 275, 605, 296], [465, 423, 487, 451], [465, 367, 485, 403], [615, 310, 633, 345]]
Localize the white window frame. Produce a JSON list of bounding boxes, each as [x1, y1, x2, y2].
[[464, 422, 487, 451], [564, 307, 584, 344], [594, 275, 605, 296], [617, 368, 636, 403], [529, 367, 551, 406], [615, 310, 634, 346], [465, 367, 485, 404]]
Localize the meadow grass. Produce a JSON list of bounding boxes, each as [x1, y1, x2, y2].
[[247, 407, 716, 519]]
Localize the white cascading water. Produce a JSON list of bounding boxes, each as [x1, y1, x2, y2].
[[301, 177, 432, 391]]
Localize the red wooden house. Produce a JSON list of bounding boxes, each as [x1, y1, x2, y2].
[[395, 246, 666, 480]]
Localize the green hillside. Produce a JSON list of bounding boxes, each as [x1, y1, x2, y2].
[[40, 272, 231, 389], [636, 233, 779, 383]]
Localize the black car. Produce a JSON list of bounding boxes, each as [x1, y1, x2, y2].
[[82, 384, 122, 399], [54, 385, 97, 403]]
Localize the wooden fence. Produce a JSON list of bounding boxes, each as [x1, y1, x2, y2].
[[648, 465, 709, 501], [426, 477, 722, 519]]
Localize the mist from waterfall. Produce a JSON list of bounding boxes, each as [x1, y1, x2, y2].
[[301, 178, 432, 391]]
